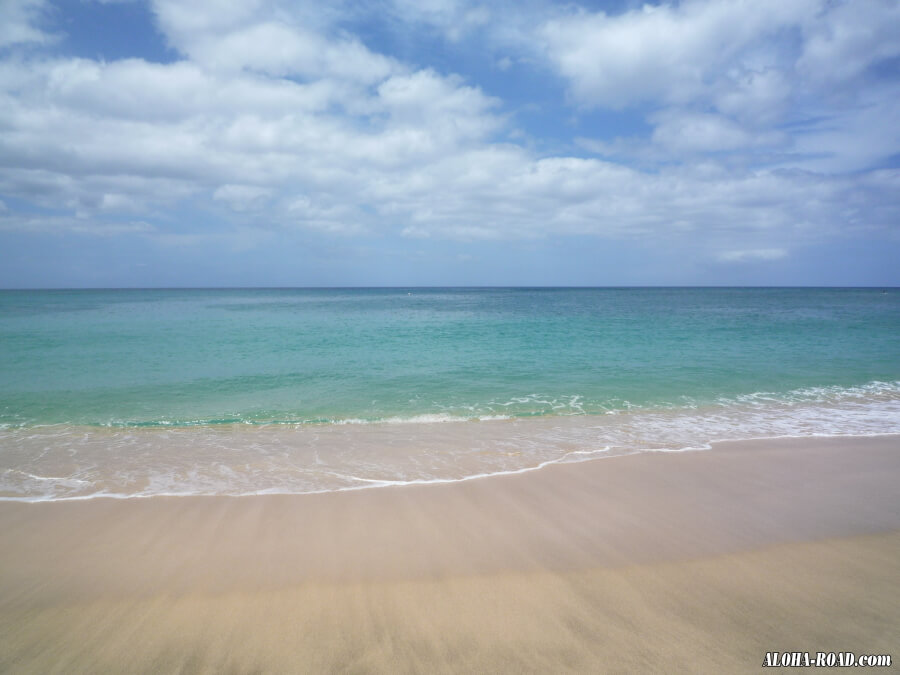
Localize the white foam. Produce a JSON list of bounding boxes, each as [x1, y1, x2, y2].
[[332, 413, 513, 425], [1, 380, 899, 502]]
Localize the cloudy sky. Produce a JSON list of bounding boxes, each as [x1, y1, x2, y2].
[[1, 0, 898, 287]]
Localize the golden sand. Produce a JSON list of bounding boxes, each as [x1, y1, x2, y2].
[[1, 436, 898, 673]]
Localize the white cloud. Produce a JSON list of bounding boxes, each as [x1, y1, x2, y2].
[[0, 13, 511, 242], [150, 0, 396, 83], [213, 184, 273, 211], [376, 70, 501, 149], [0, 0, 53, 48], [716, 248, 787, 263], [287, 196, 366, 235], [713, 69, 793, 126], [541, 0, 900, 174], [0, 0, 897, 271], [540, 0, 816, 110], [650, 111, 787, 154], [151, 0, 270, 46], [98, 193, 140, 212], [0, 211, 156, 236], [364, 146, 899, 247], [183, 21, 396, 83], [797, 0, 900, 88], [788, 90, 900, 173], [385, 0, 488, 41], [33, 58, 342, 120], [534, 0, 900, 117], [1, 36, 897, 252]]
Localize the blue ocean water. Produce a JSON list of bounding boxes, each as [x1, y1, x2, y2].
[[1, 288, 898, 499]]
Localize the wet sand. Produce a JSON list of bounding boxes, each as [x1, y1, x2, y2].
[[1, 435, 898, 673]]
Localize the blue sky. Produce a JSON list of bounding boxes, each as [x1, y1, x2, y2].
[[0, 0, 898, 287]]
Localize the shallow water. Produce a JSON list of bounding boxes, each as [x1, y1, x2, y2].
[[1, 287, 898, 499]]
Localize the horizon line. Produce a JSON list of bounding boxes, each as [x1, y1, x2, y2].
[[1, 285, 898, 291]]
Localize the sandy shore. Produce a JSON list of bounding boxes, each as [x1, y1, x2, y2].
[[1, 435, 898, 673]]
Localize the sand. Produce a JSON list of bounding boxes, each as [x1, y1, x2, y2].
[[1, 435, 898, 673]]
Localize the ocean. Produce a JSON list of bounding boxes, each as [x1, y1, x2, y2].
[[1, 287, 898, 500]]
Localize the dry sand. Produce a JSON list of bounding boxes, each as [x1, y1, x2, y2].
[[1, 435, 898, 673]]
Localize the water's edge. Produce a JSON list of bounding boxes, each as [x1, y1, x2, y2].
[[3, 384, 898, 502], [3, 431, 898, 504]]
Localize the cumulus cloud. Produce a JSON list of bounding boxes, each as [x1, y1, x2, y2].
[[540, 0, 814, 110], [649, 111, 788, 154], [0, 0, 897, 285], [542, 0, 900, 172], [370, 153, 899, 246], [150, 0, 396, 82], [183, 21, 396, 83], [0, 47, 503, 229], [797, 0, 900, 88], [0, 0, 54, 48]]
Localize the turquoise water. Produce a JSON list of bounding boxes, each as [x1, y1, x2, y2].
[[2, 287, 899, 427], [1, 288, 898, 499]]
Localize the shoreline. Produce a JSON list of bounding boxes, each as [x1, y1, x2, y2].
[[2, 434, 898, 672], [2, 429, 899, 503]]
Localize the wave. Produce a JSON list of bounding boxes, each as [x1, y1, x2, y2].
[[716, 380, 900, 406], [4, 381, 898, 431], [1, 379, 898, 502]]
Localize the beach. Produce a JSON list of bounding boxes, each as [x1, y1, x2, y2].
[[1, 434, 898, 673], [2, 0, 899, 665]]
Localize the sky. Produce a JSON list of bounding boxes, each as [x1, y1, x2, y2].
[[0, 0, 898, 287]]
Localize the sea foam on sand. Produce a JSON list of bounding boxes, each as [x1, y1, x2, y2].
[[0, 435, 898, 673]]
